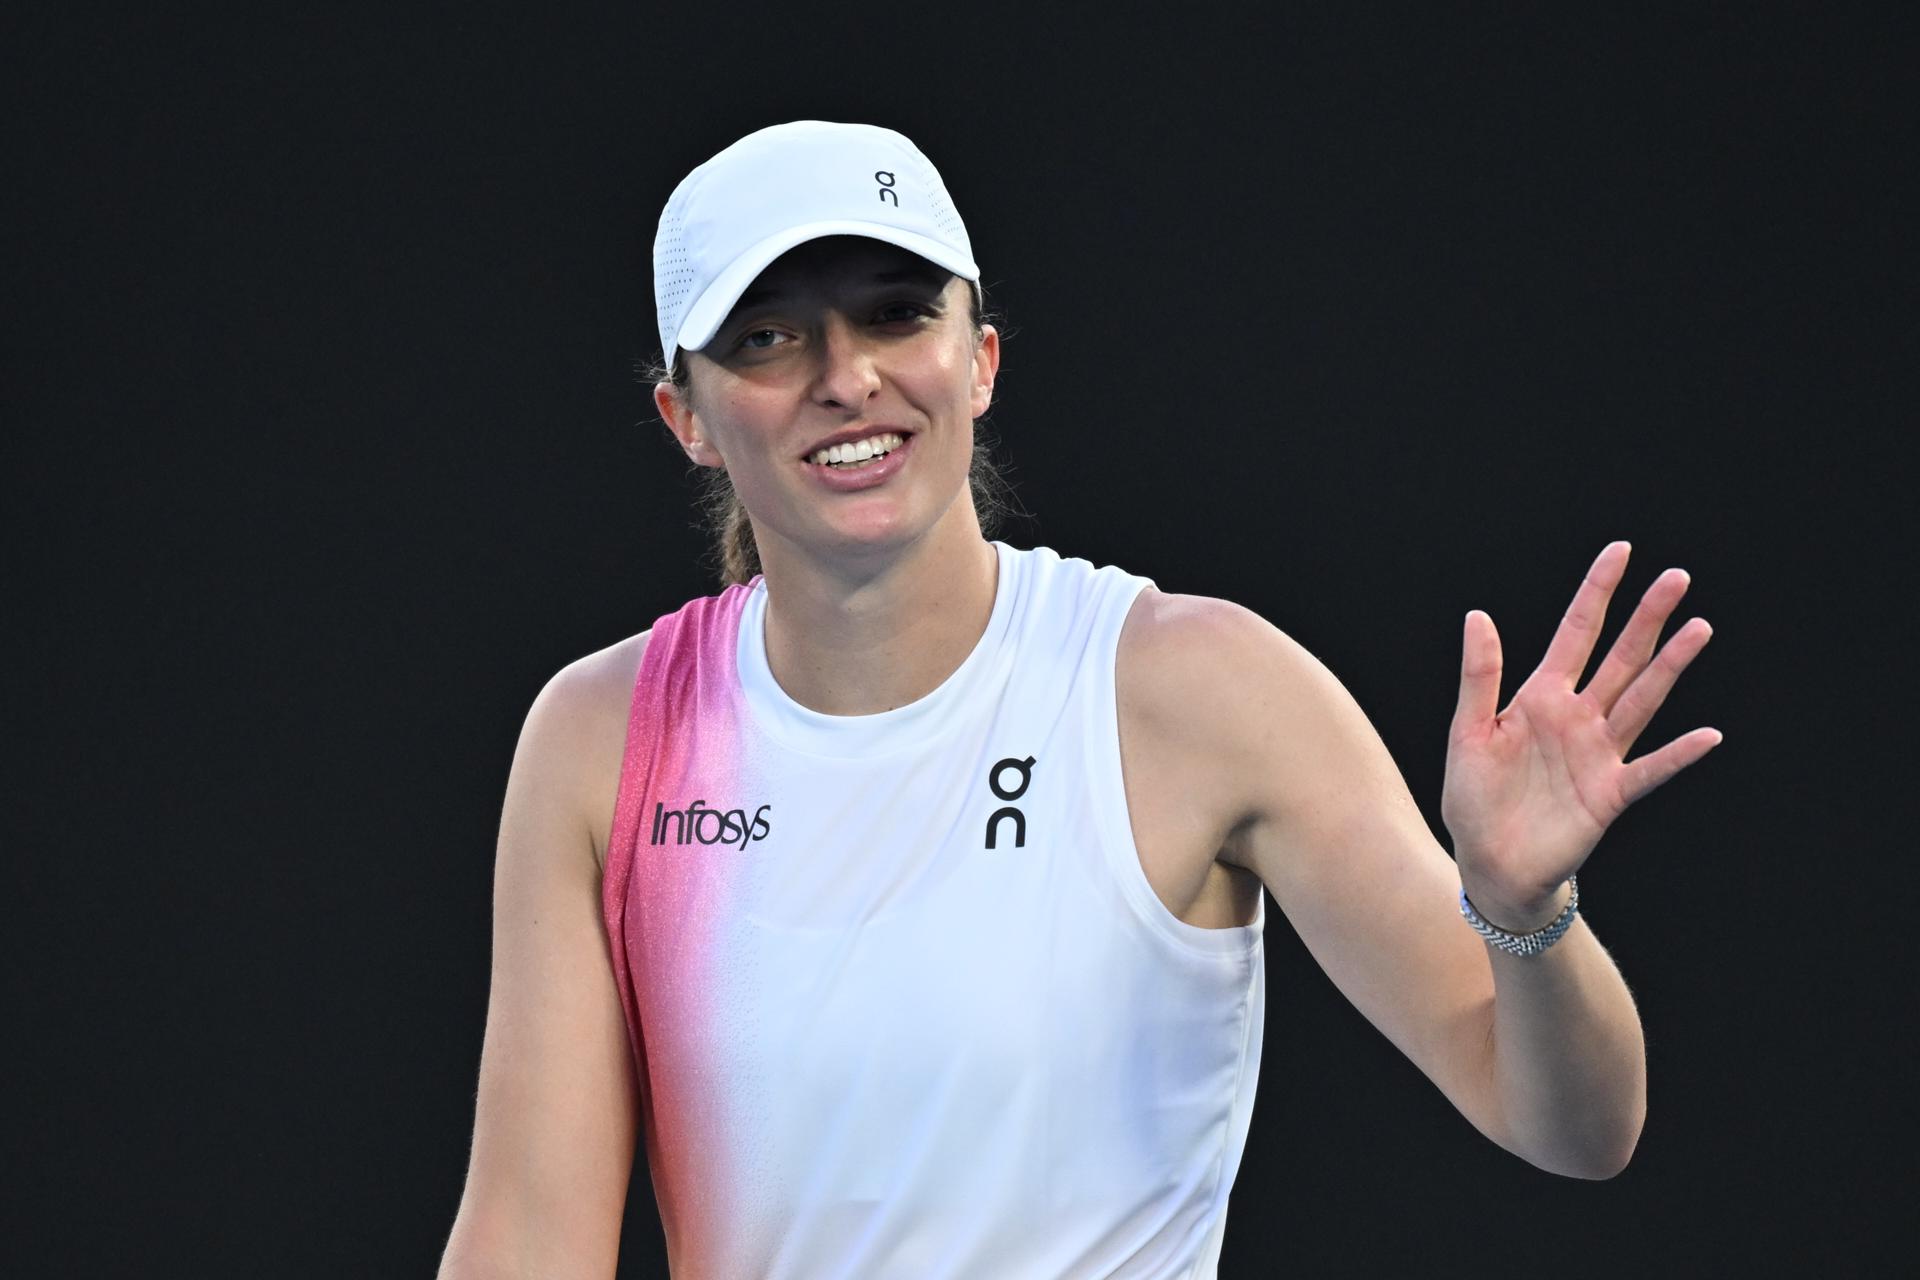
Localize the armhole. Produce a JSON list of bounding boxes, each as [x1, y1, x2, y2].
[[1089, 578, 1266, 960], [600, 628, 660, 905], [599, 625, 665, 1099]]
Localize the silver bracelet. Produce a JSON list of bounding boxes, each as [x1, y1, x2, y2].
[[1459, 876, 1580, 957]]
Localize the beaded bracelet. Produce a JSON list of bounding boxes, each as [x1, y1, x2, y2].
[[1459, 876, 1580, 957]]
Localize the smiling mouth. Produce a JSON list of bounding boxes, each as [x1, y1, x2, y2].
[[805, 430, 907, 468]]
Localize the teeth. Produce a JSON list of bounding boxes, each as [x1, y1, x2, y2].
[[808, 431, 904, 467]]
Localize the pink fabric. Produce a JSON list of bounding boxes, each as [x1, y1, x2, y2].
[[601, 582, 753, 1270]]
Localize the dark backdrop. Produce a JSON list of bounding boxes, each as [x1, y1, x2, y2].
[[6, 5, 1909, 1276]]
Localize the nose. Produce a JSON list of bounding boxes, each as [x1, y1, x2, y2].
[[811, 312, 882, 410]]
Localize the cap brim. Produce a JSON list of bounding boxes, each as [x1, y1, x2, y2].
[[672, 220, 980, 367]]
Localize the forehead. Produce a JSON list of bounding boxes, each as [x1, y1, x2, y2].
[[728, 236, 955, 316]]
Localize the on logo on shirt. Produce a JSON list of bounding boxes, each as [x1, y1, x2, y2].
[[984, 755, 1036, 849]]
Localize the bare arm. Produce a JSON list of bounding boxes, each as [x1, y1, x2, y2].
[[1477, 895, 1645, 1178], [1123, 589, 1666, 1178], [439, 641, 647, 1277], [1437, 542, 1715, 1175]]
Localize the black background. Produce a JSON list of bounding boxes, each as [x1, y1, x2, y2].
[[6, 4, 1910, 1276]]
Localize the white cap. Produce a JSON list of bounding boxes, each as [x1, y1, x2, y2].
[[654, 120, 980, 373]]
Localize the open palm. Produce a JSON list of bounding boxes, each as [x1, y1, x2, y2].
[[1441, 542, 1722, 918]]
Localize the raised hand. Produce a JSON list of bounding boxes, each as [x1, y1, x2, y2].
[[1440, 542, 1721, 928]]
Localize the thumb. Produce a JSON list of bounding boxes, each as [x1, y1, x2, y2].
[[1452, 609, 1502, 737]]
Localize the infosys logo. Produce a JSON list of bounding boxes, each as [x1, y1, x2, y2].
[[650, 799, 773, 851]]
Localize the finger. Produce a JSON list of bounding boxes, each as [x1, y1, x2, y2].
[[1584, 567, 1691, 714], [1607, 617, 1714, 752], [1538, 541, 1632, 687], [1620, 727, 1723, 805], [1452, 610, 1503, 736]]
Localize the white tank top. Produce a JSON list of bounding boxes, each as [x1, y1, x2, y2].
[[602, 542, 1266, 1278]]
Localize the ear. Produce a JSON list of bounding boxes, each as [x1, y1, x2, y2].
[[654, 378, 725, 468], [969, 324, 1001, 420]]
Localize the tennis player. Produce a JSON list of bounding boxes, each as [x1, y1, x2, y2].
[[438, 120, 1720, 1279]]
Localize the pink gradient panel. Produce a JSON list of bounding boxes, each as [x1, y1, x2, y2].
[[602, 583, 753, 1270]]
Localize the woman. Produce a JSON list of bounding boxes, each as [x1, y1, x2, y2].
[[440, 121, 1720, 1278]]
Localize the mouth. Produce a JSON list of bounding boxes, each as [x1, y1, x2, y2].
[[801, 430, 915, 491], [803, 429, 909, 470]]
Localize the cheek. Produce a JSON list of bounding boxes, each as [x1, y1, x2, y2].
[[701, 392, 780, 469], [912, 338, 977, 414]]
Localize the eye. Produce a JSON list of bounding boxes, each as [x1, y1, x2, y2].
[[877, 300, 935, 323], [737, 327, 787, 351]]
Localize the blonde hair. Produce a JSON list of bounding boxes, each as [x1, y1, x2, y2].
[[640, 277, 1018, 586]]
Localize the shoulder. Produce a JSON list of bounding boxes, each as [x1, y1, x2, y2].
[[519, 630, 652, 875], [1116, 588, 1388, 832], [1116, 587, 1288, 664], [527, 630, 652, 742], [1116, 587, 1343, 741]]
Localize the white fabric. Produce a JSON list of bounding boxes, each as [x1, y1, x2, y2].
[[712, 543, 1266, 1277], [653, 119, 980, 370]]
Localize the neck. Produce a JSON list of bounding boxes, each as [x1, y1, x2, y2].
[[754, 506, 1000, 716]]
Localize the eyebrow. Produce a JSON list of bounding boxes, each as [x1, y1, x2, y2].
[[729, 263, 951, 317]]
